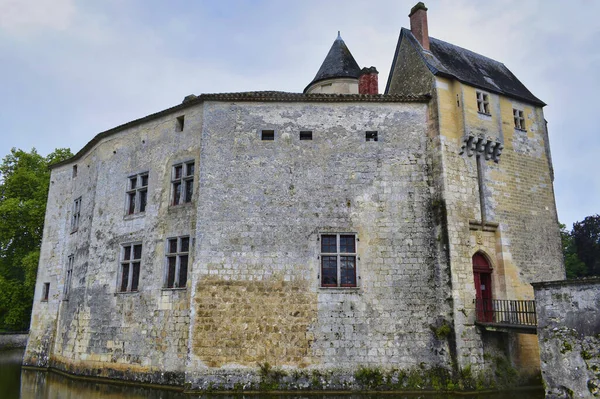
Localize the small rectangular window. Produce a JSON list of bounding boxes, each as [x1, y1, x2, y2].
[[513, 109, 525, 130], [63, 255, 74, 300], [165, 236, 190, 289], [119, 243, 142, 292], [72, 165, 78, 178], [126, 172, 149, 215], [176, 115, 185, 132], [171, 161, 194, 205], [320, 233, 357, 288], [476, 91, 490, 115], [71, 197, 81, 232], [261, 130, 275, 141], [366, 131, 378, 142], [300, 131, 313, 140], [42, 282, 50, 301]]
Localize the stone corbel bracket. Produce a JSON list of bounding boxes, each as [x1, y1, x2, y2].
[[459, 135, 503, 163]]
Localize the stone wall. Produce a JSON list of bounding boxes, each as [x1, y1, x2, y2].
[[534, 278, 600, 398], [0, 333, 28, 350]]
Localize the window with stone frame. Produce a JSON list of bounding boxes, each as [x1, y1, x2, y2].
[[126, 172, 148, 215], [71, 197, 81, 232], [320, 233, 357, 287], [476, 91, 490, 115], [42, 282, 50, 301], [513, 108, 526, 130], [63, 254, 74, 300], [119, 243, 142, 292], [171, 161, 194, 205], [165, 236, 189, 289]]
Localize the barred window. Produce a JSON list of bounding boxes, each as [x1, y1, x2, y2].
[[476, 91, 490, 115], [71, 197, 81, 232], [513, 109, 525, 130], [165, 236, 189, 289], [119, 243, 142, 292], [126, 172, 148, 215], [63, 255, 74, 299], [171, 161, 194, 205], [320, 233, 357, 287]]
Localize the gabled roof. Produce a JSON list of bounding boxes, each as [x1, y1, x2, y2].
[[386, 28, 545, 106], [304, 33, 361, 93]]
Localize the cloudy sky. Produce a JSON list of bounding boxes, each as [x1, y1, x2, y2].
[[0, 0, 598, 227]]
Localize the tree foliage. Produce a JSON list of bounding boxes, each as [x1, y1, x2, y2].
[[560, 223, 587, 279], [571, 215, 600, 277], [0, 147, 72, 331]]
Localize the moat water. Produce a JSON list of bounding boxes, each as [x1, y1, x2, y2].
[[0, 349, 544, 399]]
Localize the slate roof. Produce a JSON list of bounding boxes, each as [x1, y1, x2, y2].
[[386, 28, 545, 106], [52, 91, 431, 168], [304, 33, 362, 93]]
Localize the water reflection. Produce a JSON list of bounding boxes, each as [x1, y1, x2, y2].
[[2, 349, 544, 399]]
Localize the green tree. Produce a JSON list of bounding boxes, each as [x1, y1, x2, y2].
[[560, 223, 587, 278], [572, 215, 600, 277], [0, 147, 72, 331]]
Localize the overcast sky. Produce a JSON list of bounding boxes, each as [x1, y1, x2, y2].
[[0, 0, 598, 228]]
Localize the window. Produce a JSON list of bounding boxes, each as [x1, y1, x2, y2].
[[176, 115, 185, 132], [63, 255, 74, 299], [165, 236, 190, 289], [476, 91, 490, 114], [71, 197, 81, 232], [72, 165, 78, 178], [126, 173, 148, 215], [366, 131, 378, 142], [320, 234, 357, 287], [261, 130, 275, 141], [171, 161, 194, 205], [513, 109, 525, 130], [119, 244, 142, 292], [42, 282, 50, 301], [300, 131, 313, 140]]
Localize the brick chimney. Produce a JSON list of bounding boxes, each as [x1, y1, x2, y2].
[[359, 67, 379, 95], [409, 2, 429, 51]]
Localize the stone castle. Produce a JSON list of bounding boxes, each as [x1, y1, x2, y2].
[[24, 3, 564, 391]]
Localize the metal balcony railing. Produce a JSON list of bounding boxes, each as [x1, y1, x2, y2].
[[474, 299, 537, 327]]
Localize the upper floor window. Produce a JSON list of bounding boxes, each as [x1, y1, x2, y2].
[[320, 233, 357, 288], [513, 109, 525, 130], [71, 197, 81, 232], [171, 161, 194, 205], [119, 243, 142, 292], [366, 131, 378, 142], [126, 172, 148, 215], [42, 282, 50, 301], [476, 91, 490, 115], [165, 236, 190, 289], [63, 255, 74, 300]]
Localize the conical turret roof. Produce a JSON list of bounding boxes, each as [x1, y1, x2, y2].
[[304, 32, 361, 93]]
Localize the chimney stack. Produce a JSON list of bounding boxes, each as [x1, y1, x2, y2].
[[409, 2, 429, 51], [359, 67, 379, 95]]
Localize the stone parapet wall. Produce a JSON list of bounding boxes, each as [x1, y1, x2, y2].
[[0, 332, 28, 350], [533, 278, 600, 398]]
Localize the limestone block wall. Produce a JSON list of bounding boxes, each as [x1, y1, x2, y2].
[[26, 104, 204, 385], [185, 100, 452, 388], [534, 278, 600, 398]]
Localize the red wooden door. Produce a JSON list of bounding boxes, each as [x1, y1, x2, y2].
[[473, 253, 493, 322]]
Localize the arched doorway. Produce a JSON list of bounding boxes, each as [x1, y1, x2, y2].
[[473, 252, 493, 322]]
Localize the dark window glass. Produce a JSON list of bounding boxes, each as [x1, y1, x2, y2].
[[186, 163, 194, 176], [185, 180, 193, 202], [181, 237, 190, 252], [340, 256, 357, 287], [133, 244, 142, 260], [120, 264, 129, 292], [340, 235, 355, 253], [174, 165, 182, 179], [173, 182, 181, 205], [130, 177, 137, 189], [321, 235, 337, 253], [300, 131, 313, 140], [321, 256, 338, 286], [167, 257, 176, 288], [128, 193, 136, 215], [123, 246, 131, 261], [131, 262, 140, 291], [261, 130, 274, 140], [42, 282, 50, 301], [168, 239, 178, 254], [141, 174, 148, 187], [139, 190, 147, 212], [179, 255, 188, 287]]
